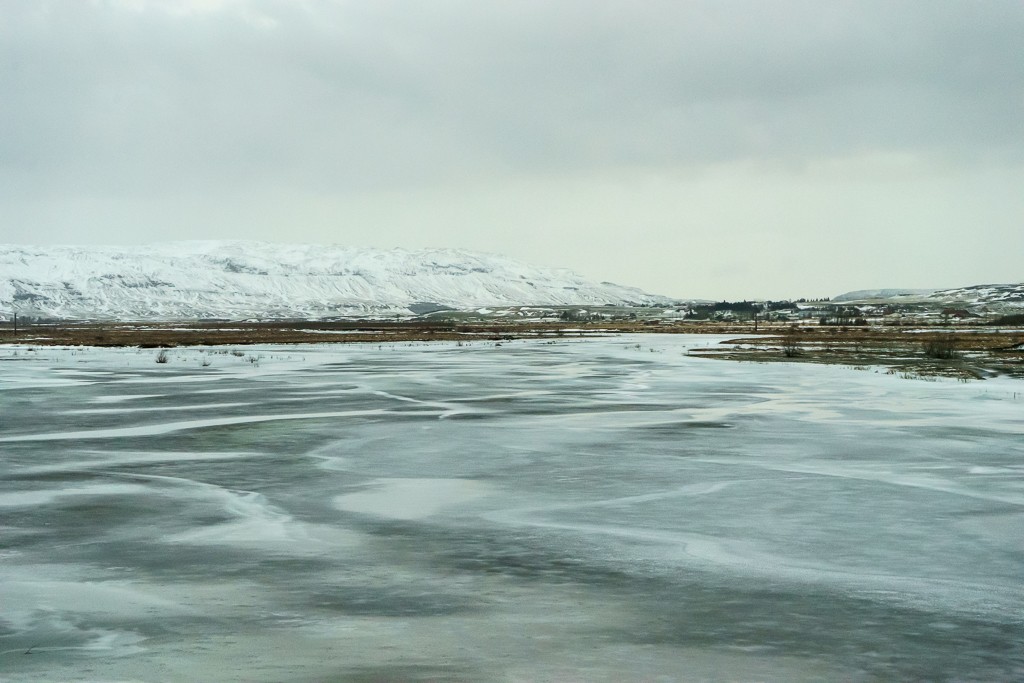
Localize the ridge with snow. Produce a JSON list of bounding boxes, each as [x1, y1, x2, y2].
[[930, 283, 1024, 307], [0, 241, 673, 320], [831, 288, 937, 302], [833, 283, 1024, 309]]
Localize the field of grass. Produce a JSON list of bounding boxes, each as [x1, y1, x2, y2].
[[2, 319, 1022, 379], [0, 319, 763, 348], [690, 327, 1024, 379]]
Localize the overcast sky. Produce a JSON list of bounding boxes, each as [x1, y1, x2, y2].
[[2, 0, 1022, 299]]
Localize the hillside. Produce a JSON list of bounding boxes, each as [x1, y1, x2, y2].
[[931, 283, 1024, 308], [833, 283, 1024, 310], [0, 241, 672, 320], [831, 288, 936, 302]]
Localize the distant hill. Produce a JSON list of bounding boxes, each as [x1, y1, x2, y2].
[[931, 283, 1024, 307], [834, 283, 1024, 309], [0, 241, 673, 321], [832, 288, 936, 302]]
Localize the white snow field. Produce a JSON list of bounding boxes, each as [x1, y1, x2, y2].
[[1, 335, 1022, 682]]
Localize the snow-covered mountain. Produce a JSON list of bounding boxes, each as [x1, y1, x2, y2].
[[929, 283, 1024, 308], [833, 283, 1024, 309], [0, 241, 672, 320], [832, 288, 937, 302]]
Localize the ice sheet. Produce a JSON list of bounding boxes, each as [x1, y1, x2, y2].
[[1, 335, 1021, 682], [334, 478, 492, 520]]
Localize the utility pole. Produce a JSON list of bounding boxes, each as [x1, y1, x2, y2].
[[12, 312, 15, 335]]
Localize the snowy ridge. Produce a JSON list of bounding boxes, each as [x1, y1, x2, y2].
[[930, 283, 1024, 307], [832, 288, 936, 302], [0, 241, 671, 320], [833, 283, 1024, 309]]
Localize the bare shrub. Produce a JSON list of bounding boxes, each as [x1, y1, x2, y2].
[[923, 337, 960, 360], [155, 349, 169, 364], [781, 331, 801, 358]]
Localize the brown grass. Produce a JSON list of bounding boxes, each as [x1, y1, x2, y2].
[[2, 320, 1021, 379], [0, 319, 786, 348], [688, 328, 1024, 379]]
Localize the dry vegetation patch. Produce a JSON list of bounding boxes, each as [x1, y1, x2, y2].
[[689, 327, 1024, 379], [3, 320, 1021, 379]]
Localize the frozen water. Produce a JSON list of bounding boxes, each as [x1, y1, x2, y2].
[[0, 336, 1022, 681], [334, 478, 493, 520]]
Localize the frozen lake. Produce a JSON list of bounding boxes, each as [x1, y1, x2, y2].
[[1, 335, 1022, 682]]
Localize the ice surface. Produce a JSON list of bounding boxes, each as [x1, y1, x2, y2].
[[0, 408, 399, 442], [1, 336, 1022, 681], [334, 478, 492, 520]]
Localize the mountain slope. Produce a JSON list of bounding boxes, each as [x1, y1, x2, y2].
[[831, 288, 936, 302], [0, 241, 671, 320], [929, 283, 1024, 307], [833, 283, 1024, 309]]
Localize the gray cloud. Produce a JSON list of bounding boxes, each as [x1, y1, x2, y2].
[[1, 0, 1022, 298]]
